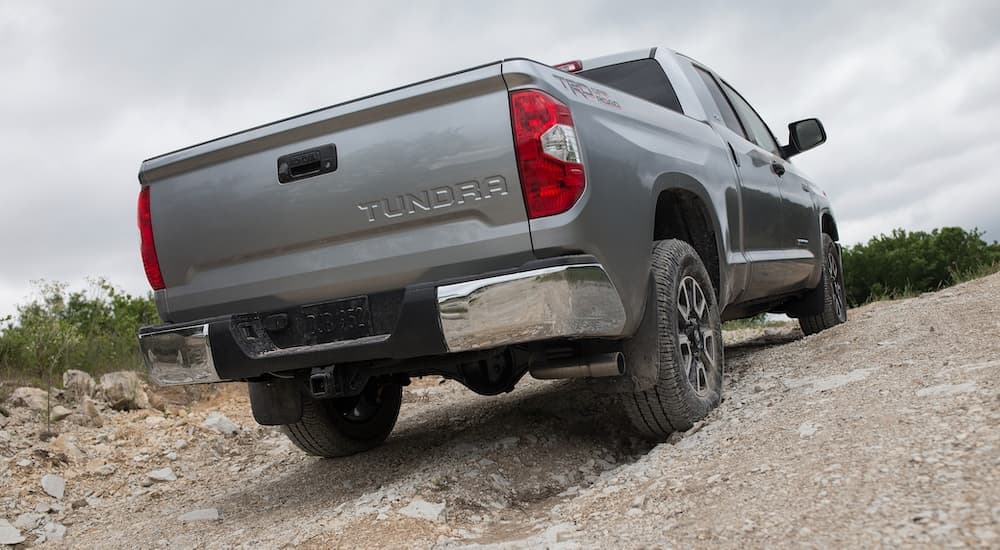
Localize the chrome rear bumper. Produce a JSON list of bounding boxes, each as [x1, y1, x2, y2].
[[139, 324, 221, 385], [140, 260, 627, 385], [437, 263, 626, 352]]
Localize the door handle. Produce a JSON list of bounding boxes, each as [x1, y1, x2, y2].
[[771, 161, 786, 177]]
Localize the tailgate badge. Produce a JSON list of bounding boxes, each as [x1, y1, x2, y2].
[[357, 176, 508, 223]]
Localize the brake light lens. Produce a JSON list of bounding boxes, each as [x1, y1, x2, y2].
[[554, 60, 583, 73], [509, 90, 586, 219], [137, 186, 165, 290]]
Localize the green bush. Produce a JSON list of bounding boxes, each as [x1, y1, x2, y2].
[[0, 279, 158, 387], [841, 227, 1000, 306]]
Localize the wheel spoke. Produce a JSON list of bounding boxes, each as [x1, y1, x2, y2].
[[678, 282, 690, 318], [678, 333, 693, 377], [693, 281, 706, 320], [702, 332, 716, 367]]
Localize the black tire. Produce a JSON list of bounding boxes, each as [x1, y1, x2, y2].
[[622, 239, 725, 440], [282, 382, 402, 458], [799, 233, 848, 335]]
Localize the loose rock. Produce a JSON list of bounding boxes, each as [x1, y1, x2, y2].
[[92, 463, 117, 476], [79, 397, 104, 427], [7, 387, 49, 411], [81, 397, 102, 419], [148, 467, 177, 482], [12, 513, 45, 531], [50, 435, 84, 461], [98, 371, 150, 410], [0, 519, 25, 545], [915, 382, 977, 398], [200, 412, 239, 435], [41, 473, 66, 499], [42, 521, 67, 541], [798, 422, 818, 438], [178, 508, 220, 522], [63, 369, 96, 402], [51, 405, 73, 422], [399, 499, 446, 522], [144, 415, 166, 426]]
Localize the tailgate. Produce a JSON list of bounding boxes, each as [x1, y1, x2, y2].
[[141, 63, 532, 322]]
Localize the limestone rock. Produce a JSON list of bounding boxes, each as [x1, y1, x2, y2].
[[148, 467, 177, 482], [62, 369, 96, 402], [8, 387, 49, 411], [41, 473, 66, 499], [399, 499, 446, 522], [51, 405, 73, 422], [0, 519, 25, 545], [178, 508, 220, 522], [200, 412, 239, 436], [98, 372, 150, 410]]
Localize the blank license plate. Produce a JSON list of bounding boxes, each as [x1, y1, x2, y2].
[[301, 296, 372, 345]]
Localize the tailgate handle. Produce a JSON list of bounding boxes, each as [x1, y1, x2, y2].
[[277, 144, 337, 184]]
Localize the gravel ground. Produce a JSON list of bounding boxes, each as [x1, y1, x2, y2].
[[0, 272, 997, 548]]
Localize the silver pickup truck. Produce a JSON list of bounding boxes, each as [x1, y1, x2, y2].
[[137, 47, 845, 457]]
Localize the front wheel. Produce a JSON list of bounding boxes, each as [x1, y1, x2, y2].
[[799, 233, 848, 335], [622, 239, 724, 440], [282, 382, 402, 458]]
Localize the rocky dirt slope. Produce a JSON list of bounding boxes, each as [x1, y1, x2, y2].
[[1, 272, 998, 548]]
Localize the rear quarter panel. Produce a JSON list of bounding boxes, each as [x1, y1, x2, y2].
[[501, 57, 742, 334]]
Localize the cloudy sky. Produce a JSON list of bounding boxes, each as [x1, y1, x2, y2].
[[1, 0, 998, 315]]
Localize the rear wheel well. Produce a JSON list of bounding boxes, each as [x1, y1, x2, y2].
[[653, 189, 720, 297]]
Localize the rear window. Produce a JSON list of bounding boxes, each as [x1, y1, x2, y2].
[[578, 59, 683, 114]]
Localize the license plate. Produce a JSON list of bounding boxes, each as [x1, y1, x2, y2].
[[301, 296, 372, 345]]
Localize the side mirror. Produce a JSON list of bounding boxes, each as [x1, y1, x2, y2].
[[782, 118, 826, 158]]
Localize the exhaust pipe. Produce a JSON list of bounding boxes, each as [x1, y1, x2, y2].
[[529, 352, 625, 380]]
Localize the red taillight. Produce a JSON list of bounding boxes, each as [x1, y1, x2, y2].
[[137, 186, 165, 290], [509, 90, 586, 219]]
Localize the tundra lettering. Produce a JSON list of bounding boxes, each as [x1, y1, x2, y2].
[[356, 176, 509, 222]]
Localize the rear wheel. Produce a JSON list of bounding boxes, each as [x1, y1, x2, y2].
[[282, 381, 402, 458], [622, 239, 724, 440], [799, 233, 848, 335]]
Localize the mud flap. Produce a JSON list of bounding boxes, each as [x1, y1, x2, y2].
[[782, 265, 828, 319], [589, 273, 659, 394], [248, 379, 303, 425]]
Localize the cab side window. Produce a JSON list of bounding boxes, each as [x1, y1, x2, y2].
[[719, 81, 781, 156], [693, 67, 746, 139], [579, 59, 684, 113]]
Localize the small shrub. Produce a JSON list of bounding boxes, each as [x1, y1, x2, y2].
[[0, 279, 158, 386]]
